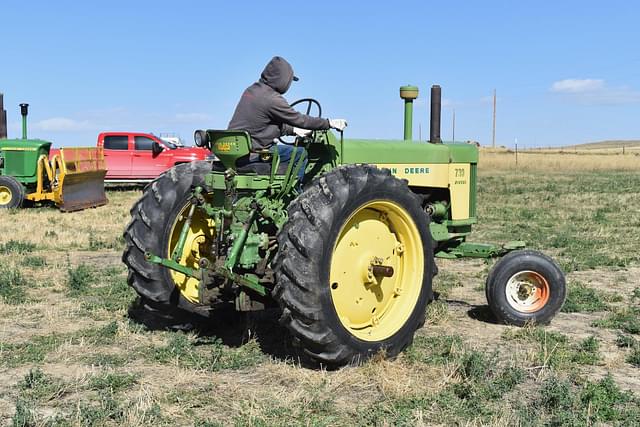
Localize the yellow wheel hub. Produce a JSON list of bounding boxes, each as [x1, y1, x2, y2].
[[330, 200, 424, 341], [167, 202, 215, 303], [0, 186, 12, 206]]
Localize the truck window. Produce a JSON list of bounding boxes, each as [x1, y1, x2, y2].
[[104, 135, 129, 150], [134, 136, 157, 151]]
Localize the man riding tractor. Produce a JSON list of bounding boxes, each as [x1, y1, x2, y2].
[[228, 56, 347, 184]]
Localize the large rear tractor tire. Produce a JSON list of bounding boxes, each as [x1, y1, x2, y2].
[[273, 165, 435, 366], [0, 176, 25, 209], [122, 161, 214, 327], [486, 250, 566, 326]]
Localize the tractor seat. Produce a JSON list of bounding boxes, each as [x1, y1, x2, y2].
[[207, 129, 292, 175]]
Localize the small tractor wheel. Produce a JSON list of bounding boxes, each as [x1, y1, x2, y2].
[[273, 165, 435, 366], [122, 161, 214, 327], [0, 176, 25, 209], [485, 250, 566, 326]]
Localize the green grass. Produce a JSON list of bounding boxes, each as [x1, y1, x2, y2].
[[476, 172, 640, 271], [503, 328, 601, 368], [151, 333, 265, 372], [592, 307, 640, 334], [0, 239, 36, 254], [89, 372, 138, 393], [21, 255, 46, 267], [67, 263, 94, 295], [0, 267, 29, 304], [562, 281, 610, 313], [18, 368, 67, 402], [405, 334, 464, 365], [1, 322, 119, 367]]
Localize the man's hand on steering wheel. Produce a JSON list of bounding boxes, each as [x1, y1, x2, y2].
[[279, 98, 323, 145]]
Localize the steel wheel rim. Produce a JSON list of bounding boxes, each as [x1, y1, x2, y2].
[[167, 201, 215, 303], [504, 270, 550, 313], [329, 200, 424, 341], [0, 186, 12, 206]]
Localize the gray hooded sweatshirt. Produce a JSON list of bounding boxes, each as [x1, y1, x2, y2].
[[228, 56, 330, 150]]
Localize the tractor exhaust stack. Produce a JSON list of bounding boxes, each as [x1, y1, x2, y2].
[[400, 85, 419, 141], [430, 85, 442, 144], [0, 94, 7, 139], [20, 103, 29, 140]]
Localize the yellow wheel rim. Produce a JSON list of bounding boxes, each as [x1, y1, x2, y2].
[[329, 200, 424, 342], [167, 201, 215, 303], [0, 186, 13, 206]]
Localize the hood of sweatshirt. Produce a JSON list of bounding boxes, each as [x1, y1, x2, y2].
[[259, 56, 297, 94]]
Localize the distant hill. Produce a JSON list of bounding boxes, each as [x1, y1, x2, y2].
[[566, 140, 640, 150]]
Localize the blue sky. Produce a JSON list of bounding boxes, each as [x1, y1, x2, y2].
[[1, 0, 638, 147]]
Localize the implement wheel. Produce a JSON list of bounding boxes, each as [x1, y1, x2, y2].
[[122, 161, 214, 327], [273, 165, 435, 365], [486, 250, 566, 326], [0, 176, 25, 209]]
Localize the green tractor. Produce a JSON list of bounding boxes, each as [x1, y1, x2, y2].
[[0, 102, 108, 211], [123, 85, 566, 365]]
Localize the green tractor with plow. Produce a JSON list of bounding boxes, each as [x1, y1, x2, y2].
[[123, 85, 566, 365], [0, 101, 108, 211]]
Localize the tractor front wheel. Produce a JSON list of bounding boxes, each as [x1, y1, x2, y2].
[[0, 176, 25, 209], [486, 250, 566, 326], [273, 165, 435, 366]]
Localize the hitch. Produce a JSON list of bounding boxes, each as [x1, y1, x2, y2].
[[435, 240, 525, 259]]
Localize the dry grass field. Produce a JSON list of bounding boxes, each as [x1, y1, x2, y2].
[[1, 153, 640, 426]]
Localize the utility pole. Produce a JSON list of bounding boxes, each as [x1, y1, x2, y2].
[[492, 89, 496, 148], [0, 93, 7, 139], [452, 108, 456, 142]]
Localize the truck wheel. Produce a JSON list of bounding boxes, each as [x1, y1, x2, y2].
[[122, 161, 214, 327], [486, 250, 566, 326], [0, 176, 25, 209], [273, 165, 435, 366]]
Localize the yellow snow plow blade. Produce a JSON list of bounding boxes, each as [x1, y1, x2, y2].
[[25, 147, 109, 212], [56, 147, 108, 212]]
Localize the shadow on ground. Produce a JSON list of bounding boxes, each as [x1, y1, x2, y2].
[[127, 299, 319, 367]]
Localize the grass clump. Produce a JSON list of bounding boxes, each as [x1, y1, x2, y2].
[[12, 399, 37, 427], [67, 263, 94, 295], [405, 335, 463, 365], [517, 374, 640, 425], [592, 307, 640, 334], [0, 267, 29, 304], [89, 372, 138, 393], [152, 333, 265, 372], [22, 255, 46, 267], [0, 239, 36, 254], [79, 267, 133, 316], [616, 334, 640, 367], [561, 281, 608, 313], [19, 368, 67, 402], [503, 328, 601, 367], [2, 323, 118, 368]]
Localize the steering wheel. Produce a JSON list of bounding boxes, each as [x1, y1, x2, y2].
[[278, 98, 323, 145]]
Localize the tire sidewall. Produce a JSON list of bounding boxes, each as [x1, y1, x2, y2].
[[317, 185, 433, 357], [487, 251, 566, 325], [0, 176, 25, 209]]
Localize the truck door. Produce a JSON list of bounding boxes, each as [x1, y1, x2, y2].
[[103, 135, 132, 179], [132, 136, 168, 179]]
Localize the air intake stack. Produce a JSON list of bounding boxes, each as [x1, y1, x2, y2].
[[0, 93, 6, 139], [399, 85, 419, 141], [430, 85, 442, 144], [20, 103, 29, 140]]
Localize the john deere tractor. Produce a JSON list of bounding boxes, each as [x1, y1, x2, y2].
[[0, 103, 108, 211], [123, 85, 566, 365]]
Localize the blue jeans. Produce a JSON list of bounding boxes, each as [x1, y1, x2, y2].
[[271, 144, 308, 185]]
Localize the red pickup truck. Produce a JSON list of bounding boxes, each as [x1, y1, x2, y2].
[[53, 132, 209, 182]]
